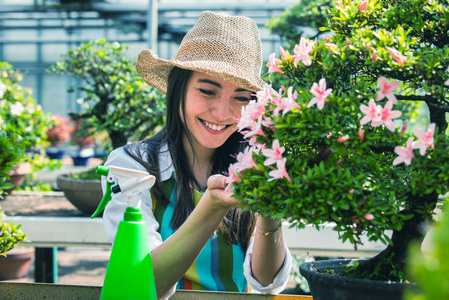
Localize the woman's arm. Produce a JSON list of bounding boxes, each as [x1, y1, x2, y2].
[[250, 216, 286, 286], [151, 174, 239, 299]]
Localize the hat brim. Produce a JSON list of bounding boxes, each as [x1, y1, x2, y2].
[[136, 49, 267, 95]]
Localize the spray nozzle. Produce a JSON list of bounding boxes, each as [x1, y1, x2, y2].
[[91, 165, 156, 218]]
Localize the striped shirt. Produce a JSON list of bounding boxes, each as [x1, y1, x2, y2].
[[153, 176, 249, 292]]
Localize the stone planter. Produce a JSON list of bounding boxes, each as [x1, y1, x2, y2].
[[0, 248, 34, 280], [299, 259, 412, 300], [56, 174, 103, 216]]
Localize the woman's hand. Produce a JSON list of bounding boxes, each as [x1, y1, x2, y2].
[[204, 174, 242, 210]]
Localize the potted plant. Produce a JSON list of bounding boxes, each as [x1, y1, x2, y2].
[[45, 115, 71, 160], [48, 39, 165, 215], [228, 0, 449, 299], [68, 118, 95, 166], [0, 62, 53, 154], [0, 62, 53, 193], [0, 130, 32, 280]]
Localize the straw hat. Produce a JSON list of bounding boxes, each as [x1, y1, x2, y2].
[[136, 11, 265, 94]]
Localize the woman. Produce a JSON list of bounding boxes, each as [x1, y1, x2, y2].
[[103, 11, 292, 299]]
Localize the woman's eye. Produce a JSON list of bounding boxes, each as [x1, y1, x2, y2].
[[199, 89, 215, 96], [235, 96, 250, 103]]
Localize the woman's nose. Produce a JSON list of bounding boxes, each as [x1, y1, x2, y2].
[[210, 98, 238, 121]]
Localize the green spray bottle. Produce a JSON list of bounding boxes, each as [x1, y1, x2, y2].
[[92, 165, 157, 300]]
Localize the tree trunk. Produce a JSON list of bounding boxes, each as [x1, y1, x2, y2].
[[109, 130, 128, 150], [350, 192, 439, 281]]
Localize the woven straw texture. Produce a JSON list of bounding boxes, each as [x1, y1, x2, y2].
[[136, 11, 265, 94]]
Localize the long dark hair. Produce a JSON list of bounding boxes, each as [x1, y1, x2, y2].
[[124, 67, 255, 252]]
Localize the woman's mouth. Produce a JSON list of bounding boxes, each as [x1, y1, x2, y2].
[[200, 119, 230, 132]]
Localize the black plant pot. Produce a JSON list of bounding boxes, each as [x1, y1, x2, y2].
[[71, 155, 91, 166], [299, 259, 411, 300], [46, 148, 65, 160]]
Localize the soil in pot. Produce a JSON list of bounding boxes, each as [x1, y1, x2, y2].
[[300, 259, 413, 300]]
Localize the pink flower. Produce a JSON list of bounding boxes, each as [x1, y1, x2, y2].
[[445, 79, 449, 85], [359, 0, 368, 12], [226, 163, 242, 185], [376, 76, 400, 104], [292, 37, 314, 67], [238, 87, 269, 131], [262, 139, 285, 166], [280, 46, 288, 60], [387, 47, 405, 66], [359, 126, 364, 142], [364, 213, 374, 220], [307, 78, 333, 110], [266, 53, 283, 74], [399, 121, 408, 137], [325, 43, 339, 51], [238, 102, 257, 131], [261, 115, 274, 131], [274, 86, 301, 116], [379, 101, 402, 131], [393, 137, 415, 166], [256, 84, 273, 105], [337, 135, 350, 143], [242, 115, 266, 139], [413, 123, 435, 155], [360, 99, 381, 126], [235, 146, 259, 171], [268, 158, 292, 183]]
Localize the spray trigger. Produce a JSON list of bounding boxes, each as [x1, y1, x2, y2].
[[91, 165, 156, 218]]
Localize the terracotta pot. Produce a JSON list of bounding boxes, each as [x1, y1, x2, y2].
[[4, 162, 32, 195], [56, 174, 103, 216], [0, 248, 34, 280]]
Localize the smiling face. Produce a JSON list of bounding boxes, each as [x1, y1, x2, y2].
[[181, 72, 252, 155]]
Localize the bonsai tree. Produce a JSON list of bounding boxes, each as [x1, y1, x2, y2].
[[0, 130, 27, 254], [46, 115, 71, 148], [228, 0, 449, 283], [69, 119, 95, 150], [47, 39, 166, 150]]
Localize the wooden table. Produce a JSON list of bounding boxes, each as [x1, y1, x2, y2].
[[0, 282, 312, 300]]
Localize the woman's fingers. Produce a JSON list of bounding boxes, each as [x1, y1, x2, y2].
[[207, 175, 242, 208]]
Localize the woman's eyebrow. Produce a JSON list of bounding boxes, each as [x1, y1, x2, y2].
[[198, 78, 222, 88], [197, 78, 250, 93]]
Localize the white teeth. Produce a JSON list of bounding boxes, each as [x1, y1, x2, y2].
[[204, 120, 226, 131]]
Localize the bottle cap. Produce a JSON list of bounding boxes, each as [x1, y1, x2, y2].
[[124, 207, 143, 222]]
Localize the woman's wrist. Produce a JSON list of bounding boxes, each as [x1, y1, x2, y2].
[[255, 219, 282, 244], [256, 214, 281, 231]]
